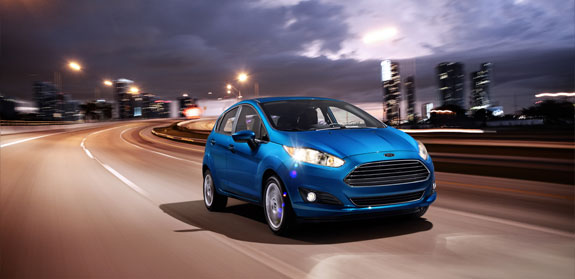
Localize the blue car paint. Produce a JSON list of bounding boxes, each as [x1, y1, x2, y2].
[[203, 97, 436, 219]]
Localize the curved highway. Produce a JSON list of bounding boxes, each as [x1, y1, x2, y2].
[[1, 120, 573, 278]]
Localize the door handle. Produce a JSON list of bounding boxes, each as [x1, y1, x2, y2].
[[227, 144, 235, 153], [210, 139, 216, 145]]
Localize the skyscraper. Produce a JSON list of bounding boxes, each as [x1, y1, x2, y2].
[[114, 78, 134, 119], [405, 76, 416, 120], [34, 81, 61, 120], [382, 61, 401, 123], [437, 62, 465, 108], [470, 62, 492, 109]]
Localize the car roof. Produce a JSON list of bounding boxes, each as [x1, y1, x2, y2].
[[243, 96, 340, 104]]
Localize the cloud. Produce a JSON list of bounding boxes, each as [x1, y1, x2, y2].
[[0, 0, 572, 117]]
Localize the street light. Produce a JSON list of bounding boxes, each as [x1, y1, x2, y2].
[[68, 61, 82, 71], [237, 73, 248, 82], [225, 83, 241, 98], [129, 87, 140, 94]]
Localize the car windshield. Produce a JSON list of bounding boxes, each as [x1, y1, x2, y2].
[[260, 100, 385, 131]]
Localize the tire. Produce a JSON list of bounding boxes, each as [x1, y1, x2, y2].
[[408, 206, 428, 219], [203, 170, 227, 211], [263, 176, 295, 235]]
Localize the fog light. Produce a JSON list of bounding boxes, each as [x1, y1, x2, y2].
[[433, 182, 436, 190], [306, 192, 317, 202]]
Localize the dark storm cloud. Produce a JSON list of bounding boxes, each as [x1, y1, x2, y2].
[[0, 0, 573, 116], [0, 0, 350, 98]]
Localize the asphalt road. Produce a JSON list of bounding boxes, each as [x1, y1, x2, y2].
[[1, 120, 573, 278]]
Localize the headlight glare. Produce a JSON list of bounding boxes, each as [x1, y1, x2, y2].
[[417, 140, 429, 160], [283, 146, 344, 167]]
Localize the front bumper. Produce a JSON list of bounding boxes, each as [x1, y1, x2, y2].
[[278, 150, 436, 219]]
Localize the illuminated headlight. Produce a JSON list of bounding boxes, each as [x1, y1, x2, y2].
[[417, 140, 429, 161], [283, 146, 344, 167]]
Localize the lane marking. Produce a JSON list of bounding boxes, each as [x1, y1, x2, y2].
[[438, 180, 573, 200], [0, 123, 119, 148], [434, 207, 575, 238], [120, 127, 202, 165], [80, 125, 153, 199], [99, 162, 151, 198], [0, 132, 66, 148]]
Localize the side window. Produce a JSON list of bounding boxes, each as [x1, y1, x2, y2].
[[235, 105, 267, 140], [329, 106, 366, 127], [316, 107, 327, 125], [217, 107, 238, 135]]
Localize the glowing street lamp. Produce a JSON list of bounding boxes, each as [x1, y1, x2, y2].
[[68, 61, 82, 71], [129, 87, 140, 94], [226, 83, 241, 98], [237, 73, 248, 82]]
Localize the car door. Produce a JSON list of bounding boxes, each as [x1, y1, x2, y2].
[[226, 105, 268, 200], [209, 106, 238, 192]]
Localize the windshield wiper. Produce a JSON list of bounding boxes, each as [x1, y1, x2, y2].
[[315, 123, 346, 131]]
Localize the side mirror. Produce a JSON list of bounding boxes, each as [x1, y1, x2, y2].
[[232, 130, 256, 143]]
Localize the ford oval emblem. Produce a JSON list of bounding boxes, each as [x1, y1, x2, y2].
[[384, 153, 395, 157]]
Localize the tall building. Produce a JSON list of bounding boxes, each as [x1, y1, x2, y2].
[[470, 62, 492, 109], [114, 78, 134, 119], [178, 94, 194, 117], [33, 81, 79, 121], [382, 61, 401, 123], [405, 76, 416, 120], [34, 81, 59, 120], [437, 62, 465, 108]]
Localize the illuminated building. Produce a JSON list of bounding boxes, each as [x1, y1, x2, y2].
[[422, 103, 434, 120], [33, 81, 60, 120], [405, 76, 416, 120], [381, 60, 401, 124], [437, 62, 465, 108], [470, 62, 492, 110], [178, 94, 195, 117], [114, 78, 135, 119], [33, 81, 79, 121], [142, 93, 170, 118]]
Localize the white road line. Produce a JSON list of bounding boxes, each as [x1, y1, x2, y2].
[[0, 132, 66, 148], [80, 125, 153, 199], [120, 127, 202, 165], [99, 162, 151, 198], [80, 137, 94, 159], [434, 207, 575, 238]]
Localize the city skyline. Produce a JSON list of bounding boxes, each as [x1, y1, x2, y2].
[[0, 0, 573, 114]]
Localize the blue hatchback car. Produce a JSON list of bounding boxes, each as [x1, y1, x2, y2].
[[202, 97, 436, 234]]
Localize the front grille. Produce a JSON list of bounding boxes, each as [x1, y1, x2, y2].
[[350, 191, 425, 207], [344, 160, 430, 187]]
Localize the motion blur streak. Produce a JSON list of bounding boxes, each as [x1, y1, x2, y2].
[[0, 132, 64, 148], [0, 120, 573, 278], [120, 127, 202, 165]]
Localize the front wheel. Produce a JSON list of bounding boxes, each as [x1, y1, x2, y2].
[[263, 176, 295, 235], [408, 206, 428, 219], [203, 170, 227, 211]]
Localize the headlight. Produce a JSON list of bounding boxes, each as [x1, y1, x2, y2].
[[417, 140, 429, 161], [283, 146, 344, 167]]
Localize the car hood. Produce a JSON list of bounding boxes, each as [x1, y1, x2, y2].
[[274, 127, 418, 158]]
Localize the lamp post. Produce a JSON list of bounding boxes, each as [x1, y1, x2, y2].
[[236, 72, 260, 97], [226, 83, 242, 99], [54, 61, 83, 94]]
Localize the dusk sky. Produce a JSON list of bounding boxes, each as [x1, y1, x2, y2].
[[1, 0, 573, 114]]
